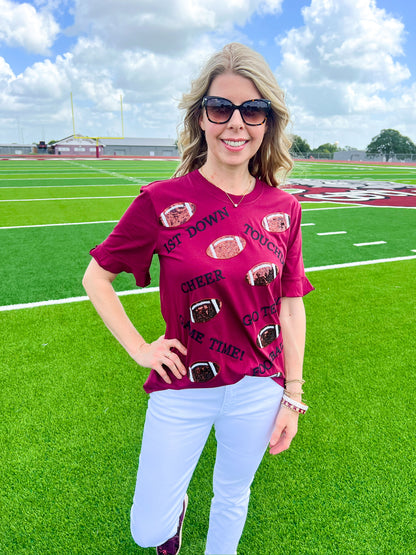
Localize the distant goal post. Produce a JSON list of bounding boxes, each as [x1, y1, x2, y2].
[[70, 92, 125, 157]]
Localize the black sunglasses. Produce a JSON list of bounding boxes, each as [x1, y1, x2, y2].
[[202, 96, 271, 126]]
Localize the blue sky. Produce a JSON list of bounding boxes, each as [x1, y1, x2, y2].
[[1, 0, 416, 149]]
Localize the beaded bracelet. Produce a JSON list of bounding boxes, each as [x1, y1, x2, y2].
[[281, 393, 309, 414]]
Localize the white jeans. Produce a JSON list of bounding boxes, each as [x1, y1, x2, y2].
[[130, 375, 283, 555]]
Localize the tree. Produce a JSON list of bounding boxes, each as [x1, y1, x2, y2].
[[366, 129, 416, 162], [311, 143, 338, 159], [290, 135, 311, 157]]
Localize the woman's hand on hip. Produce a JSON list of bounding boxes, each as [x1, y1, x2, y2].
[[133, 335, 188, 384]]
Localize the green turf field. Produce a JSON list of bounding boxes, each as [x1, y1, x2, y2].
[[1, 159, 415, 555]]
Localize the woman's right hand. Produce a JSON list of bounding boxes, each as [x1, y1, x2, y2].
[[133, 335, 188, 384]]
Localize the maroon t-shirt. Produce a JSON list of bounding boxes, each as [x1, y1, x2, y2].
[[90, 169, 314, 393]]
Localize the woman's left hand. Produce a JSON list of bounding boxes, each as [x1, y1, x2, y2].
[[269, 407, 299, 455]]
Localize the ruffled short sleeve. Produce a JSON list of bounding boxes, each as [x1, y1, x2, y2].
[[281, 199, 314, 297], [89, 186, 158, 287]]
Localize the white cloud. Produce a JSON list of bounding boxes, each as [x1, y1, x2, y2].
[[1, 0, 414, 149], [0, 0, 60, 54], [70, 0, 283, 53], [280, 0, 410, 91], [2, 1, 284, 141], [10, 57, 70, 101], [0, 56, 15, 82], [258, 0, 283, 13], [277, 0, 414, 147]]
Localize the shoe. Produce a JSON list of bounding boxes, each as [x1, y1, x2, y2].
[[156, 493, 188, 555]]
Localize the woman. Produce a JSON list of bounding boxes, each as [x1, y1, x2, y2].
[[83, 42, 313, 555]]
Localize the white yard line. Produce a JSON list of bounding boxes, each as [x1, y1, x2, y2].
[[0, 220, 118, 230], [2, 255, 415, 312], [354, 241, 387, 246], [302, 205, 361, 211], [0, 220, 320, 230], [305, 255, 416, 272], [317, 231, 347, 236], [0, 196, 135, 202], [0, 183, 141, 189], [302, 204, 416, 211], [0, 287, 160, 312], [66, 160, 144, 184], [0, 176, 129, 180]]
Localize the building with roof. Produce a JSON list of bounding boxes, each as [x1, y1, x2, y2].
[[0, 136, 179, 158], [52, 135, 104, 156], [0, 143, 33, 155], [102, 137, 178, 157]]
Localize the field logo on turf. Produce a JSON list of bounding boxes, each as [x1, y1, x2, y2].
[[287, 180, 416, 208]]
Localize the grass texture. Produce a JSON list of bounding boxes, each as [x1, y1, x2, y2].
[[1, 159, 415, 554], [1, 261, 415, 555], [1, 205, 414, 306]]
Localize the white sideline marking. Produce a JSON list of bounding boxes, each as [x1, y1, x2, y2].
[[0, 195, 135, 202], [0, 287, 160, 312], [2, 256, 415, 312], [305, 255, 416, 272], [302, 206, 362, 211], [1, 221, 319, 230], [0, 176, 129, 181], [354, 241, 387, 246], [0, 183, 142, 189], [0, 220, 118, 230], [66, 160, 144, 184], [301, 223, 315, 226], [304, 204, 416, 210], [1, 220, 315, 231], [317, 231, 347, 236]]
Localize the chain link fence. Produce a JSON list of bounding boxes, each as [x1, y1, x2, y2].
[[292, 150, 416, 162]]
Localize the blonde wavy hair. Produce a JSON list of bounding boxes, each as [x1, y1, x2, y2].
[[174, 42, 293, 187]]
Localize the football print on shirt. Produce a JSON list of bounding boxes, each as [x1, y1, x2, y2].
[[159, 202, 196, 227], [190, 298, 222, 323], [256, 324, 280, 348], [206, 235, 246, 259], [245, 262, 279, 286], [188, 361, 220, 383], [261, 213, 290, 233]]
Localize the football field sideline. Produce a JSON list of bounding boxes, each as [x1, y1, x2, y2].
[[1, 254, 415, 312], [1, 159, 415, 555]]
